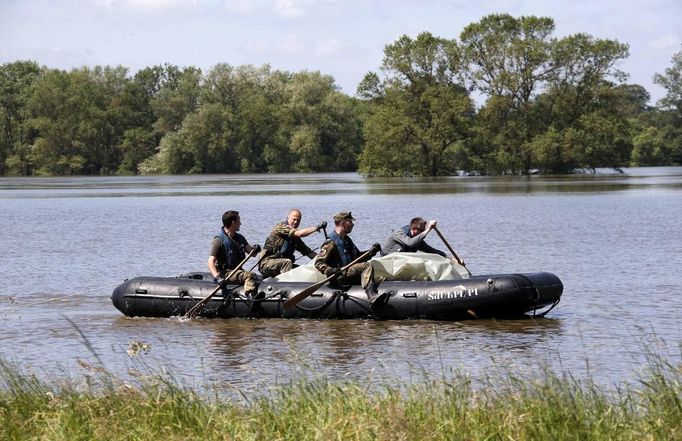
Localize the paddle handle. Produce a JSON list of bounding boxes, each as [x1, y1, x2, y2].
[[294, 245, 320, 262], [433, 226, 472, 276], [184, 248, 256, 319], [248, 250, 269, 272]]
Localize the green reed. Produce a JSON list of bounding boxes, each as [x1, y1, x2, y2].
[[0, 354, 680, 441]]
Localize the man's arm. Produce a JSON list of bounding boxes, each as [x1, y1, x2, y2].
[[291, 225, 318, 238], [314, 241, 338, 276], [208, 238, 222, 278], [276, 223, 319, 239], [418, 241, 446, 257], [208, 256, 220, 278], [391, 228, 429, 248], [294, 237, 315, 258]]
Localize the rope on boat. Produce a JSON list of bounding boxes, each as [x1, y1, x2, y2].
[[515, 274, 561, 318], [291, 290, 380, 314], [291, 290, 342, 312], [532, 298, 561, 318]]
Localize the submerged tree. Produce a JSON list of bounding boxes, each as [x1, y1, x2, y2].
[[140, 65, 361, 174], [358, 32, 474, 176], [0, 61, 41, 175], [461, 14, 630, 173], [653, 46, 682, 164]]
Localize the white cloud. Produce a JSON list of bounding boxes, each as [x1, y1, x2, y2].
[[273, 0, 341, 19], [240, 40, 268, 55], [278, 34, 305, 55], [315, 38, 343, 57], [223, 0, 256, 14], [92, 0, 199, 11], [651, 36, 681, 52], [274, 0, 307, 18]]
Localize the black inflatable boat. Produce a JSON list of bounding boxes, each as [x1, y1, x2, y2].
[[111, 271, 562, 320]]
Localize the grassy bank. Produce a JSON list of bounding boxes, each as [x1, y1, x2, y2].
[[1, 355, 680, 441]]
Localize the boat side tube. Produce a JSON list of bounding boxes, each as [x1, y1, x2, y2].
[[111, 271, 562, 320]]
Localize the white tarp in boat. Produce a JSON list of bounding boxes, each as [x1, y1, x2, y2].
[[271, 252, 469, 283], [271, 260, 327, 283], [371, 252, 469, 281]]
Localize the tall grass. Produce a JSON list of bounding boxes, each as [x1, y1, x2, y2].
[[0, 353, 680, 440]]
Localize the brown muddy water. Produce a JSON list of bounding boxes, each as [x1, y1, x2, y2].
[[1, 168, 680, 395]]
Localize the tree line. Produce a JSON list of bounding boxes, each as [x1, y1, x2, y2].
[[1, 14, 680, 177]]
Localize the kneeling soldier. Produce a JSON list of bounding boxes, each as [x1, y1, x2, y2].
[[314, 211, 383, 304]]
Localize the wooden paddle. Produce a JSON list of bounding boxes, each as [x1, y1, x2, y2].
[[184, 248, 256, 319], [283, 248, 375, 310], [433, 225, 472, 276], [247, 248, 269, 272]]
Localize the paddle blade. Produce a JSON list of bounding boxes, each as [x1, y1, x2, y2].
[[283, 279, 328, 309], [183, 281, 223, 319]]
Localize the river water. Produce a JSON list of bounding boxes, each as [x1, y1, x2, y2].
[[1, 168, 680, 395]]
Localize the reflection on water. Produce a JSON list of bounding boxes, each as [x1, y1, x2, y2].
[[1, 167, 681, 198], [1, 167, 681, 393], [190, 317, 569, 394]]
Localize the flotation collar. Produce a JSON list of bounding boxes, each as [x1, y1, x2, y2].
[[216, 228, 245, 269], [329, 230, 357, 266]]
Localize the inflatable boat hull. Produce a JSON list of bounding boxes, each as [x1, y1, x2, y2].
[[111, 272, 562, 320]]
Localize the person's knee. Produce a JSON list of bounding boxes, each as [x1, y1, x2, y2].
[[244, 277, 257, 292]]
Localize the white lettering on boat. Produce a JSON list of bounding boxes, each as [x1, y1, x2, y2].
[[427, 286, 479, 301]]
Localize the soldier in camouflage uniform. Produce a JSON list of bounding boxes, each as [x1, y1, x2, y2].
[[259, 209, 327, 278], [314, 211, 383, 304]]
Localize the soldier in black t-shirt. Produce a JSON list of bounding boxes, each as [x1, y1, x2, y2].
[[208, 210, 261, 297]]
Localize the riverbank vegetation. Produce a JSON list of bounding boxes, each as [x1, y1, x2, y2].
[[1, 14, 681, 177], [0, 352, 680, 440]]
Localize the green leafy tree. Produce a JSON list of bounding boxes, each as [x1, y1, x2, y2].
[[630, 126, 668, 165], [358, 32, 473, 176], [151, 66, 202, 137], [462, 14, 630, 173], [653, 46, 682, 163], [218, 65, 284, 173], [23, 68, 81, 175], [281, 70, 362, 172], [654, 46, 682, 112], [460, 14, 559, 172], [116, 64, 182, 174], [0, 61, 41, 175], [19, 66, 135, 175], [461, 14, 556, 104], [611, 84, 652, 116]]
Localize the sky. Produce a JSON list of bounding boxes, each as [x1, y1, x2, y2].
[[1, 0, 680, 105]]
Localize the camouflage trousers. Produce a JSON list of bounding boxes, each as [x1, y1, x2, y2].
[[221, 269, 257, 295], [338, 261, 374, 289], [259, 256, 294, 278]]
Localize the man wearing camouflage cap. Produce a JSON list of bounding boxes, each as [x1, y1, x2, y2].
[[314, 211, 383, 304]]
